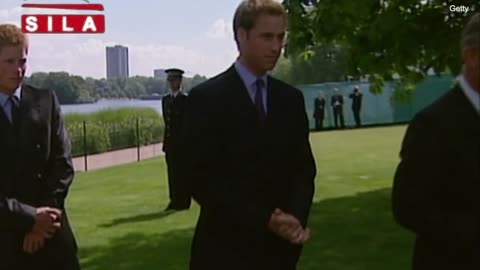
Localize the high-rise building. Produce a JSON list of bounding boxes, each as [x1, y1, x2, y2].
[[106, 45, 129, 79]]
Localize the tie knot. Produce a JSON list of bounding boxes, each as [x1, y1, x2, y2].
[[255, 78, 265, 90]]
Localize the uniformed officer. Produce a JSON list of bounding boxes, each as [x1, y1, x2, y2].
[[349, 86, 363, 128], [161, 68, 190, 211]]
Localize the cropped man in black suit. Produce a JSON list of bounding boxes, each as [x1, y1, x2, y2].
[[161, 68, 190, 211], [0, 24, 79, 270], [392, 12, 480, 270], [182, 1, 316, 269]]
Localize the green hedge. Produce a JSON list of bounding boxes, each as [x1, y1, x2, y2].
[[65, 108, 164, 156]]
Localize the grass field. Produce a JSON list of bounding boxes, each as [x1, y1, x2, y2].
[[67, 125, 414, 270]]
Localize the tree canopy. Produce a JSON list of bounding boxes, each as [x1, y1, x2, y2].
[[283, 0, 479, 95]]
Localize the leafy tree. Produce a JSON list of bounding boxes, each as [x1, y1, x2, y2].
[[283, 0, 479, 95], [24, 71, 208, 104], [273, 45, 346, 85]]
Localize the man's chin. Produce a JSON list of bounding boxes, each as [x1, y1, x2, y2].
[[265, 63, 277, 72], [2, 82, 22, 93]]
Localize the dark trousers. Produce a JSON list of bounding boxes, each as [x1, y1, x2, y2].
[[314, 117, 323, 131], [353, 108, 361, 127], [18, 251, 80, 270], [165, 151, 190, 209], [8, 228, 80, 270], [333, 108, 345, 128]]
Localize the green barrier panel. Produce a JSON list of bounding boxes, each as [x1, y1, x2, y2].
[[299, 75, 454, 129]]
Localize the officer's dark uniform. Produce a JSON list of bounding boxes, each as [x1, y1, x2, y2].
[[349, 87, 363, 127], [161, 68, 190, 211]]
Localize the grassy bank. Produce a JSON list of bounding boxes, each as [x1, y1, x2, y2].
[[65, 108, 163, 156], [66, 125, 414, 269]]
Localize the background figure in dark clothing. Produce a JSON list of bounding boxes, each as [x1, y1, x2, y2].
[[161, 68, 191, 211], [313, 91, 325, 130], [349, 86, 363, 128], [330, 88, 344, 129]]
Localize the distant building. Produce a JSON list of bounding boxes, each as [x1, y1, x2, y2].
[[154, 69, 167, 80], [106, 45, 129, 79]]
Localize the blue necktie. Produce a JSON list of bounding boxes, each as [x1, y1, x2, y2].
[[255, 79, 266, 122], [9, 95, 20, 126]]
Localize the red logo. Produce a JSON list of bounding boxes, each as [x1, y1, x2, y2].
[[21, 3, 105, 34]]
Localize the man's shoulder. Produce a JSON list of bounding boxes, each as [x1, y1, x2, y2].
[[22, 84, 55, 100], [189, 69, 233, 98], [411, 87, 461, 127], [269, 76, 304, 100], [23, 84, 52, 94]]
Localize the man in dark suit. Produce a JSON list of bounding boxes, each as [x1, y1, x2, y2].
[[392, 12, 480, 270], [182, 1, 316, 269], [313, 91, 325, 131], [330, 88, 345, 129], [349, 86, 362, 128], [161, 68, 190, 211], [0, 24, 79, 269]]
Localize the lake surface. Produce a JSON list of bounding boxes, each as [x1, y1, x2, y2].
[[61, 99, 163, 115]]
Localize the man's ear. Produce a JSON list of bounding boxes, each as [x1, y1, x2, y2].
[[238, 28, 249, 44], [464, 47, 480, 69]]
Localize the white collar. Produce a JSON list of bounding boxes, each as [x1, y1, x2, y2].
[[170, 89, 182, 97]]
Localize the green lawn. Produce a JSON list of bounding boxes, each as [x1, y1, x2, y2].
[[67, 125, 414, 270]]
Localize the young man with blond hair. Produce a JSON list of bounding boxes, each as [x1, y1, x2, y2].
[[0, 24, 80, 269], [182, 1, 316, 269]]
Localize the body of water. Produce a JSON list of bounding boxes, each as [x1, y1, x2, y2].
[[61, 99, 163, 115]]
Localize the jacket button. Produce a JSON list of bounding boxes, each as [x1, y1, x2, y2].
[[37, 173, 42, 179], [36, 144, 41, 149]]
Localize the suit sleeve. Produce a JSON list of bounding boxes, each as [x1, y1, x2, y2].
[[182, 89, 272, 233], [162, 97, 168, 152], [393, 113, 480, 245], [285, 91, 316, 227], [0, 196, 36, 232], [42, 90, 74, 209]]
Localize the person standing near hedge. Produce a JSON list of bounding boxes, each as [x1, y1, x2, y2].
[[0, 24, 80, 269], [161, 68, 191, 211]]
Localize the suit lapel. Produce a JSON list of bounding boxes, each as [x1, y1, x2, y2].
[[0, 103, 9, 124], [265, 76, 279, 127], [227, 66, 259, 123], [452, 85, 480, 133], [450, 85, 480, 183], [227, 65, 283, 129], [18, 86, 42, 153]]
